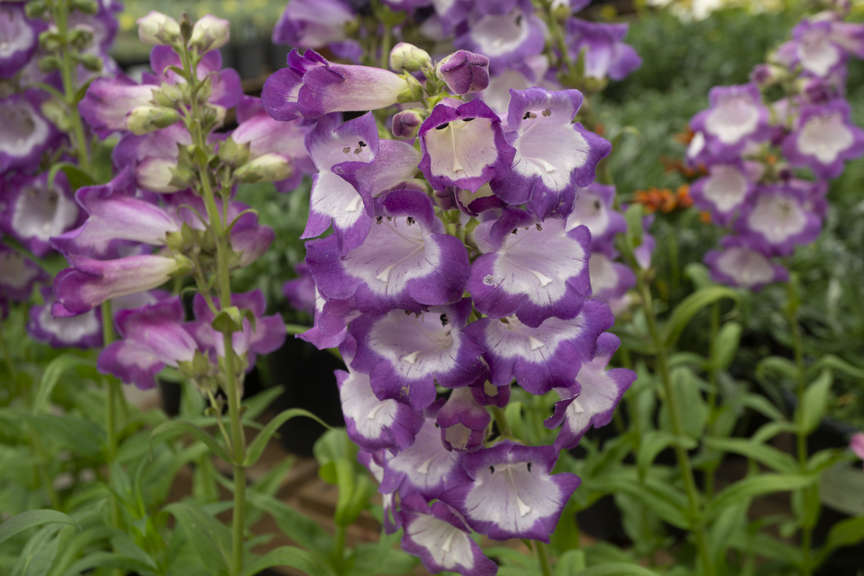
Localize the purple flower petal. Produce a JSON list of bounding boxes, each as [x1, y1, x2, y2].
[[0, 4, 42, 78], [445, 441, 580, 541], [690, 84, 769, 153], [545, 333, 635, 451], [298, 62, 411, 118], [0, 246, 46, 301], [381, 417, 469, 498], [492, 88, 610, 217], [4, 172, 78, 257], [566, 19, 641, 81], [458, 5, 546, 70], [565, 184, 625, 249], [419, 99, 515, 193], [79, 76, 157, 138], [437, 387, 490, 451], [307, 188, 469, 313], [705, 237, 788, 291], [0, 91, 57, 172], [349, 299, 485, 409], [736, 185, 822, 257], [400, 498, 498, 576], [689, 162, 754, 226], [781, 100, 864, 179], [338, 367, 423, 450], [468, 212, 592, 327], [468, 299, 612, 395]]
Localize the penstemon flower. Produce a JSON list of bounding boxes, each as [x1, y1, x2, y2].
[[686, 5, 864, 290], [263, 25, 637, 569]]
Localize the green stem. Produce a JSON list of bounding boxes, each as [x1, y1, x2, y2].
[[535, 541, 552, 576], [379, 21, 392, 70], [788, 292, 812, 576], [101, 301, 124, 529], [637, 278, 713, 576], [53, 0, 91, 172], [540, 0, 573, 74], [334, 523, 346, 572], [704, 303, 721, 500], [183, 45, 246, 575]]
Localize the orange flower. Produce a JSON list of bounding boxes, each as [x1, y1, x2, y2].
[[700, 211, 712, 224]]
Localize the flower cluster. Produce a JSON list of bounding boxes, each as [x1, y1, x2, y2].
[[263, 38, 637, 573], [686, 5, 864, 290], [0, 0, 122, 344], [46, 13, 288, 387], [271, 0, 641, 98]]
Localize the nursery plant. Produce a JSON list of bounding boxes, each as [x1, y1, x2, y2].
[[1, 0, 863, 575]]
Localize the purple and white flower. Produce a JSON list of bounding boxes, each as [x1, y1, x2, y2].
[[446, 442, 580, 541], [262, 49, 327, 122], [565, 183, 626, 247], [457, 4, 547, 70], [79, 76, 157, 138], [98, 297, 197, 389], [349, 299, 485, 409], [588, 249, 635, 303], [492, 88, 610, 216], [0, 91, 56, 173], [53, 254, 188, 317], [272, 0, 361, 62], [419, 99, 515, 193], [436, 50, 490, 95], [307, 188, 470, 313], [337, 367, 423, 450], [782, 100, 864, 179], [400, 497, 498, 576], [467, 210, 592, 327], [436, 387, 491, 451], [112, 124, 193, 193], [737, 185, 821, 256], [545, 333, 635, 451], [691, 84, 769, 152], [381, 416, 469, 498], [188, 291, 286, 370], [566, 19, 642, 81], [28, 289, 102, 349], [3, 173, 79, 257], [0, 246, 46, 302], [705, 237, 788, 290], [0, 3, 41, 78], [690, 162, 754, 225], [467, 299, 612, 395]]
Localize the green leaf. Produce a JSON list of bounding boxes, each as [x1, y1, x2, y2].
[[708, 503, 747, 568], [151, 419, 231, 463], [752, 421, 798, 444], [14, 524, 63, 576], [713, 322, 741, 372], [48, 162, 96, 191], [624, 203, 644, 248], [809, 354, 864, 381], [555, 549, 586, 575], [34, 355, 99, 413], [61, 553, 156, 576], [820, 516, 864, 558], [740, 394, 786, 423], [241, 387, 284, 422], [659, 368, 707, 440], [243, 546, 334, 576], [0, 510, 76, 545], [164, 502, 230, 574], [576, 563, 661, 575], [349, 540, 417, 576], [708, 474, 817, 517], [5, 411, 105, 457], [798, 370, 832, 435], [246, 493, 332, 553], [591, 475, 689, 529], [663, 286, 739, 348], [756, 356, 799, 383], [244, 408, 330, 467], [637, 430, 696, 476], [703, 437, 798, 474]]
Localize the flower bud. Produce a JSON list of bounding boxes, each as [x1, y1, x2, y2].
[[391, 108, 423, 139], [152, 83, 185, 107], [69, 0, 99, 15], [219, 138, 250, 167], [235, 154, 293, 183], [396, 74, 425, 104], [189, 15, 230, 53], [436, 50, 490, 94], [389, 42, 432, 73], [126, 105, 181, 135], [137, 11, 181, 46], [76, 53, 103, 73]]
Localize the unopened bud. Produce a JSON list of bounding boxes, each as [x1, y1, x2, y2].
[[39, 30, 62, 52], [69, 0, 99, 15], [389, 42, 432, 73], [235, 154, 292, 183], [76, 53, 103, 72], [436, 50, 490, 94], [396, 74, 425, 104], [69, 27, 95, 50], [189, 15, 230, 53], [219, 138, 250, 167], [152, 83, 185, 107], [391, 108, 423, 139], [137, 11, 181, 46], [26, 1, 49, 19], [126, 105, 181, 134]]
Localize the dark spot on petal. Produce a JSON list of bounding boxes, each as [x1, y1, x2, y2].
[[462, 117, 474, 122], [407, 216, 416, 225], [527, 462, 533, 472], [440, 313, 449, 326], [593, 199, 602, 211], [376, 216, 383, 224], [542, 108, 552, 117], [342, 146, 351, 154], [535, 223, 543, 231], [515, 14, 522, 26], [523, 111, 532, 120], [489, 465, 495, 474], [499, 318, 509, 324], [358, 140, 366, 147], [435, 122, 450, 130], [511, 228, 518, 235]]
